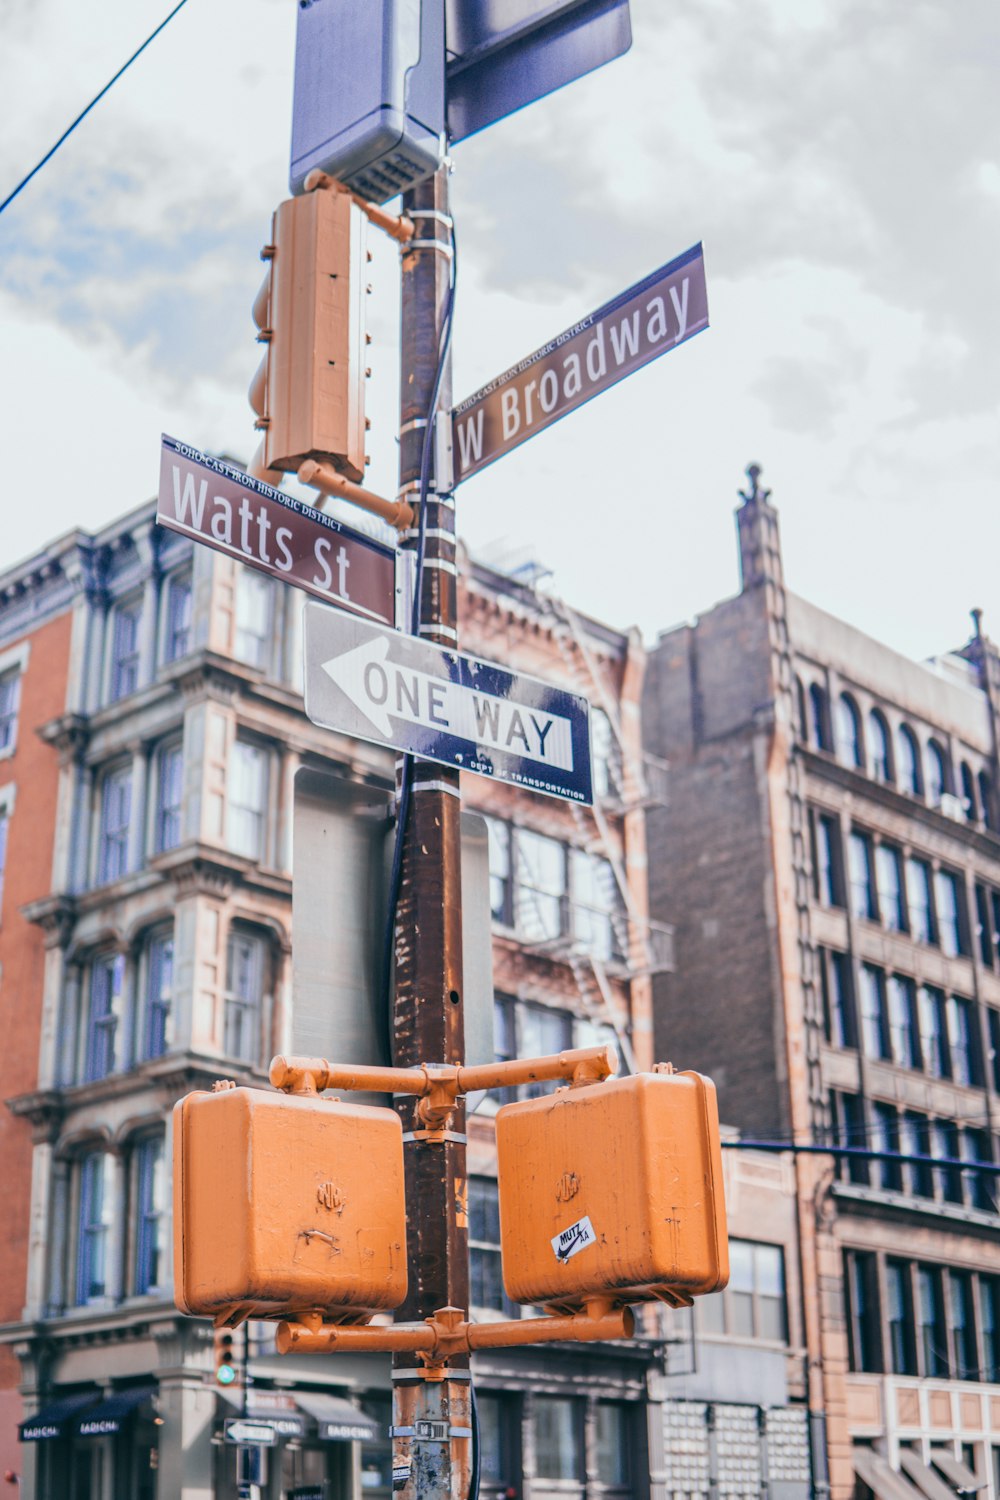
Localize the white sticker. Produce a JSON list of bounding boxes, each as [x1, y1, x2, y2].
[[551, 1215, 597, 1263]]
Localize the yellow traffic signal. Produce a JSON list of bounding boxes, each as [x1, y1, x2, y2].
[[214, 1329, 238, 1387], [495, 1068, 729, 1310], [173, 1084, 407, 1323], [249, 187, 369, 483]]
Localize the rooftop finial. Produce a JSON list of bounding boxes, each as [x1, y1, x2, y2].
[[739, 463, 771, 506], [972, 607, 984, 639]]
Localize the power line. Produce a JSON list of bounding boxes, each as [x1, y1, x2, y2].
[[0, 0, 191, 219], [722, 1138, 1000, 1175]]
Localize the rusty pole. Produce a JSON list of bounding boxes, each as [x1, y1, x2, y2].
[[392, 165, 470, 1500]]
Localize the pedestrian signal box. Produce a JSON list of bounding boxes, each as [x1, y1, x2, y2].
[[495, 1069, 728, 1310], [173, 1085, 407, 1322]]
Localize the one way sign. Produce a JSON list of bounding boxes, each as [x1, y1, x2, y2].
[[304, 604, 593, 804]]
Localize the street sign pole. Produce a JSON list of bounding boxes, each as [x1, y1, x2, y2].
[[392, 166, 471, 1500]]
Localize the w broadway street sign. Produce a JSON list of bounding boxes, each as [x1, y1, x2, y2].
[[157, 436, 400, 627], [451, 242, 707, 483], [304, 603, 593, 804]]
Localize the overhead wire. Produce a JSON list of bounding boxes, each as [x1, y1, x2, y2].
[[0, 0, 192, 218]]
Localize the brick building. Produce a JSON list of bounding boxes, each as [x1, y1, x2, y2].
[[0, 494, 745, 1500], [644, 467, 1000, 1500]]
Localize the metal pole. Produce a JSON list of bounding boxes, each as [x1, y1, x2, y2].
[[392, 164, 470, 1500]]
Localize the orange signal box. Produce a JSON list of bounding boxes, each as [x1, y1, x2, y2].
[[495, 1070, 728, 1310], [173, 1086, 407, 1323]]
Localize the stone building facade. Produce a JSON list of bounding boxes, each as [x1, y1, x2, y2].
[[644, 469, 1000, 1500]]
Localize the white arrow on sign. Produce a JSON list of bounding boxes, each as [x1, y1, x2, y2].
[[321, 633, 575, 772], [224, 1418, 276, 1446]]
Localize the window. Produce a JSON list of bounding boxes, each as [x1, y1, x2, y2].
[[979, 771, 993, 830], [155, 740, 184, 852], [228, 740, 267, 860], [98, 764, 132, 883], [0, 669, 21, 754], [981, 1277, 1000, 1382], [808, 683, 830, 751], [935, 869, 965, 957], [224, 929, 265, 1062], [896, 724, 922, 795], [859, 965, 890, 1061], [961, 763, 979, 823], [871, 1102, 901, 1191], [702, 1239, 786, 1342], [918, 986, 949, 1078], [886, 1261, 916, 1374], [925, 739, 949, 807], [821, 949, 855, 1048], [141, 930, 174, 1060], [76, 1152, 112, 1304], [868, 710, 892, 783], [164, 571, 193, 662], [848, 832, 876, 921], [946, 996, 980, 1087], [876, 845, 906, 932], [533, 1398, 582, 1481], [591, 707, 618, 800], [235, 568, 274, 669], [109, 599, 142, 701], [474, 1395, 518, 1493], [976, 885, 994, 968], [812, 813, 842, 907], [595, 1404, 630, 1488], [570, 849, 622, 962], [887, 976, 918, 1069], [515, 829, 566, 941], [829, 1090, 868, 1185], [134, 1135, 166, 1295], [990, 1011, 1000, 1093], [931, 1120, 963, 1204], [900, 1113, 933, 1199], [485, 817, 513, 925], [845, 1250, 881, 1371], [468, 1177, 517, 1317], [960, 1129, 994, 1214], [519, 1004, 573, 1098], [84, 953, 124, 1081], [835, 694, 863, 768], [906, 858, 935, 944], [917, 1266, 949, 1376]]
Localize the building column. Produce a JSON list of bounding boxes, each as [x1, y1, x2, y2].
[[23, 1142, 55, 1321], [277, 748, 300, 877], [106, 1150, 129, 1305], [155, 1371, 216, 1500]]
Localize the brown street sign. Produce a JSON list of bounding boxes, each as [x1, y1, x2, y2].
[[451, 242, 708, 484], [157, 436, 400, 627]]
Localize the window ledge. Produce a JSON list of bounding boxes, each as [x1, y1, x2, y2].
[[832, 1181, 999, 1231]]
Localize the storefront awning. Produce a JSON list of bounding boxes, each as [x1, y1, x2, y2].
[[900, 1450, 960, 1500], [75, 1385, 158, 1439], [294, 1392, 380, 1442], [930, 1451, 988, 1494], [854, 1449, 928, 1500], [19, 1393, 100, 1443]]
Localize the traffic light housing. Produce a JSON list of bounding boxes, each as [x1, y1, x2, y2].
[[495, 1069, 728, 1310], [249, 188, 369, 484], [214, 1329, 238, 1387], [173, 1085, 407, 1323]]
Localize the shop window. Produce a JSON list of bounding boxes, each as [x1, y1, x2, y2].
[[154, 740, 184, 853], [163, 570, 193, 662], [109, 598, 142, 702], [133, 1135, 166, 1295], [835, 694, 863, 768], [228, 740, 268, 860], [98, 763, 132, 884], [224, 928, 266, 1063], [534, 1397, 583, 1481]]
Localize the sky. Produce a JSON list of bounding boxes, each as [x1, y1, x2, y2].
[[0, 0, 997, 665]]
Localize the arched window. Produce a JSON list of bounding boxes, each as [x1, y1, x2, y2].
[[834, 694, 863, 768], [808, 684, 830, 752], [795, 679, 808, 743], [896, 725, 922, 796], [868, 710, 892, 784], [960, 763, 978, 823], [979, 771, 993, 830], [924, 739, 948, 807]]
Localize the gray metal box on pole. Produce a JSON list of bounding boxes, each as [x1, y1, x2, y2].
[[290, 0, 445, 203]]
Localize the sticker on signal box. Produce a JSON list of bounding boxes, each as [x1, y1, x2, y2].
[[552, 1215, 597, 1263]]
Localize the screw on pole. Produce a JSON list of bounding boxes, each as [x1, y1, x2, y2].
[[392, 163, 470, 1500]]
